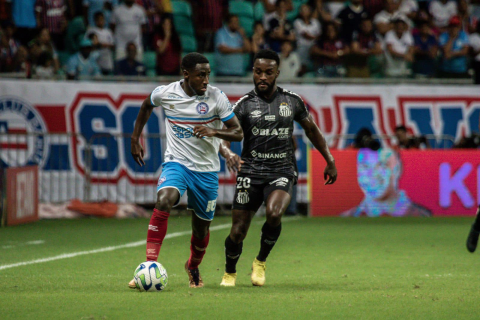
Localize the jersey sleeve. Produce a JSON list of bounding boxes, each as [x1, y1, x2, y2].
[[216, 91, 235, 122], [232, 95, 248, 123], [149, 85, 167, 108], [293, 95, 309, 122]]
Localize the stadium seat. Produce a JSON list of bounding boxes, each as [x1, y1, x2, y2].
[[173, 15, 195, 37], [171, 0, 192, 17], [143, 51, 157, 71], [64, 17, 86, 53], [239, 16, 254, 37], [57, 51, 71, 68], [203, 52, 215, 75], [254, 2, 265, 21], [229, 1, 254, 18], [180, 35, 197, 53]]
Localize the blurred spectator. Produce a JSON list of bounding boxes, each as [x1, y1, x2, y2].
[[83, 0, 118, 27], [353, 127, 380, 150], [110, 0, 146, 62], [310, 22, 348, 77], [348, 17, 382, 77], [363, 0, 384, 18], [0, 22, 20, 72], [190, 0, 228, 52], [308, 0, 331, 23], [384, 16, 414, 77], [34, 50, 55, 78], [336, 0, 369, 43], [251, 22, 269, 54], [64, 16, 86, 53], [294, 3, 321, 72], [374, 0, 399, 38], [0, 0, 11, 25], [136, 0, 162, 50], [214, 14, 251, 76], [11, 0, 37, 46], [85, 11, 114, 75], [154, 16, 181, 75], [429, 0, 457, 30], [454, 134, 480, 148], [413, 21, 438, 77], [458, 0, 478, 34], [115, 42, 146, 76], [66, 38, 101, 79], [12, 45, 30, 74], [439, 16, 469, 77], [263, 0, 293, 28], [394, 125, 429, 149], [35, 0, 67, 50], [397, 0, 418, 21], [278, 40, 301, 80], [29, 28, 60, 74], [266, 0, 295, 52], [471, 21, 480, 84]]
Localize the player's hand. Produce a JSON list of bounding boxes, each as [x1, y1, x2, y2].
[[225, 152, 244, 173], [131, 139, 145, 166], [193, 126, 217, 139], [324, 162, 337, 185]]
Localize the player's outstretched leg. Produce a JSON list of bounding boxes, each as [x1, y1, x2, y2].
[[467, 206, 480, 253], [221, 209, 254, 287], [185, 213, 211, 288], [129, 188, 178, 289], [252, 190, 290, 286]]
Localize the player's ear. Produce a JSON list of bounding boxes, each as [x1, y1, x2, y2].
[[182, 68, 189, 80]]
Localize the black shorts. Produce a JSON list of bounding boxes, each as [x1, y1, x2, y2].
[[232, 173, 295, 212]]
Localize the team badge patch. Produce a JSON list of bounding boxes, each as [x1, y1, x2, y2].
[[279, 102, 292, 117], [196, 102, 209, 115], [236, 190, 250, 204], [157, 177, 166, 187]]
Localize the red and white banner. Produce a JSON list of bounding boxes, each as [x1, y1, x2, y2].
[[311, 149, 480, 217]]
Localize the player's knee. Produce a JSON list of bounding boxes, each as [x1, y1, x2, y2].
[[155, 192, 175, 212], [230, 224, 248, 243], [266, 203, 285, 222]]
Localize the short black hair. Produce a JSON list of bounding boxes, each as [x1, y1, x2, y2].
[[395, 125, 407, 132], [253, 49, 280, 67], [225, 13, 238, 23], [181, 52, 209, 71], [93, 11, 104, 20]]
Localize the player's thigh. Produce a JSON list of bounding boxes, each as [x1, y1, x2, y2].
[[264, 177, 294, 216], [155, 162, 188, 209], [232, 175, 264, 213], [186, 170, 219, 222]]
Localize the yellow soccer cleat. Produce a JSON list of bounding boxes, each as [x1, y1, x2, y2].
[[220, 272, 237, 287], [128, 279, 137, 289], [251, 258, 266, 286]]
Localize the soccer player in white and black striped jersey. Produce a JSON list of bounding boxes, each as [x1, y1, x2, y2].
[[219, 49, 338, 287]]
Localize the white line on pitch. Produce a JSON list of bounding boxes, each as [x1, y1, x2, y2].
[[0, 217, 300, 271]]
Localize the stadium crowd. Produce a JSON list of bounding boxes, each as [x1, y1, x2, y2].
[[0, 0, 480, 82]]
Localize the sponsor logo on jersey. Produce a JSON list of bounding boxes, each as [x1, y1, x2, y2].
[[269, 177, 289, 187], [279, 102, 292, 117], [166, 95, 183, 100], [251, 127, 289, 139], [172, 125, 197, 139], [196, 95, 210, 102], [0, 97, 47, 167], [196, 102, 209, 115], [250, 110, 262, 118], [250, 150, 287, 159], [237, 190, 250, 204], [265, 115, 276, 121]]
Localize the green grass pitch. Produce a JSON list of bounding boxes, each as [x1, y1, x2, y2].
[[0, 216, 479, 319]]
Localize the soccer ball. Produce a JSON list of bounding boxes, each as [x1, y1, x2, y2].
[[133, 261, 168, 292]]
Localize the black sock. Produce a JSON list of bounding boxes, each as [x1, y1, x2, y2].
[[256, 222, 282, 262], [225, 236, 243, 273], [473, 206, 480, 230]]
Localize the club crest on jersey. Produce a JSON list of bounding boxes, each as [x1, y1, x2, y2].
[[196, 102, 209, 115], [237, 190, 250, 204], [279, 103, 292, 117], [157, 176, 166, 187]]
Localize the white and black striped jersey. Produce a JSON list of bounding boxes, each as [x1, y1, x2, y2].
[[233, 87, 309, 178]]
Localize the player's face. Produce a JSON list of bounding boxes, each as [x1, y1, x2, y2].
[[185, 63, 211, 96], [357, 149, 400, 200], [253, 59, 279, 94]]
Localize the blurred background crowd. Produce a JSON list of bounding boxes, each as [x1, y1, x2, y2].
[[1, 0, 480, 82]]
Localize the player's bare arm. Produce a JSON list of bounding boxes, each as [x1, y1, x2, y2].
[[299, 114, 337, 185], [219, 139, 244, 173], [193, 116, 243, 142], [130, 96, 154, 166]]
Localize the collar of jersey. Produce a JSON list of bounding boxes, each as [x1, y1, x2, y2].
[[254, 87, 279, 103], [178, 80, 209, 100]]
